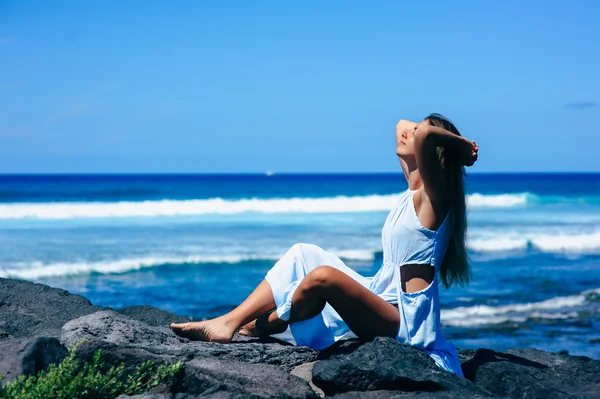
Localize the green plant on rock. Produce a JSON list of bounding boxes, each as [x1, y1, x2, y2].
[[0, 344, 184, 399]]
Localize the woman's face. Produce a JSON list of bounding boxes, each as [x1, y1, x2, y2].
[[396, 119, 429, 158]]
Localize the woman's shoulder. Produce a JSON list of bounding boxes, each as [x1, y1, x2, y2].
[[412, 187, 450, 232]]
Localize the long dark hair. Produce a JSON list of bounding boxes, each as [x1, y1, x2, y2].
[[425, 113, 470, 288]]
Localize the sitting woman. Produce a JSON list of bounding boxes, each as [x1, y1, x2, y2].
[[171, 113, 479, 376]]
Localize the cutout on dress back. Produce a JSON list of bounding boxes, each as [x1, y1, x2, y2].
[[400, 263, 435, 293]]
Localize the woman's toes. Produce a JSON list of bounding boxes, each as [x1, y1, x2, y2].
[[170, 319, 235, 343]]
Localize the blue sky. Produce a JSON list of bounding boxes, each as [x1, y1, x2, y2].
[[0, 1, 598, 173]]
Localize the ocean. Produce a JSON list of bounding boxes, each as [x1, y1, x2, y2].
[[1, 173, 599, 358]]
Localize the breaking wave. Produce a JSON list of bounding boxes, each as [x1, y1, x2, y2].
[[0, 249, 377, 279], [468, 231, 600, 253], [441, 287, 600, 327], [0, 192, 536, 220]]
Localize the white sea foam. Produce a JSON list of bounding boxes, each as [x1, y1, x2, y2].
[[0, 255, 278, 279], [467, 231, 600, 253], [334, 249, 376, 261], [583, 287, 600, 296], [468, 238, 529, 252], [0, 192, 533, 220], [0, 196, 398, 219], [529, 312, 578, 320], [467, 192, 530, 208], [532, 231, 600, 252], [0, 249, 378, 279], [441, 290, 593, 327], [444, 316, 524, 327]]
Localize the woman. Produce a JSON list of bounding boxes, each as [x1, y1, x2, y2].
[[171, 113, 478, 376]]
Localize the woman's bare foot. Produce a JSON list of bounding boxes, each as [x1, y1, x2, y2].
[[238, 314, 287, 337], [170, 316, 236, 343], [238, 319, 262, 337]]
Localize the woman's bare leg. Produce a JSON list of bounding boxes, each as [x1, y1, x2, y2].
[[289, 265, 400, 340], [170, 279, 276, 342], [244, 265, 400, 340], [172, 265, 400, 342]]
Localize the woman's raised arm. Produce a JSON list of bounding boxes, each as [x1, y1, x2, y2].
[[413, 123, 478, 202]]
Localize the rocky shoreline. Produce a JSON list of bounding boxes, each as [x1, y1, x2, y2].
[[1, 277, 599, 398]]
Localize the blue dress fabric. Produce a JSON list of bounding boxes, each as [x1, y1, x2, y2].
[[264, 188, 464, 376]]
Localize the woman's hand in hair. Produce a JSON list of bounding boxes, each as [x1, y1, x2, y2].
[[459, 139, 479, 167], [413, 123, 479, 167]]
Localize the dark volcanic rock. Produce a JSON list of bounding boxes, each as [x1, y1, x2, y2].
[[0, 278, 106, 339], [462, 348, 600, 398], [179, 357, 318, 398], [312, 337, 487, 397], [73, 340, 178, 372], [4, 278, 600, 398], [62, 310, 184, 348], [117, 395, 197, 399], [117, 305, 190, 327], [0, 278, 102, 384], [316, 338, 365, 359], [62, 310, 319, 372], [75, 340, 317, 398], [0, 336, 67, 383], [291, 361, 325, 397], [331, 391, 482, 398], [456, 348, 476, 366]]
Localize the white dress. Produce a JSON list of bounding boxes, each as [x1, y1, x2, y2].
[[264, 189, 464, 376]]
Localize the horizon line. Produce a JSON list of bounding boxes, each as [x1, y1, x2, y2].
[[1, 171, 600, 176]]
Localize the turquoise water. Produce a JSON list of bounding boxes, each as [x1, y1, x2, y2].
[[1, 173, 599, 358]]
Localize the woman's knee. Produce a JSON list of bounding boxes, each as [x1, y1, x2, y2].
[[289, 242, 322, 255], [289, 243, 304, 252], [304, 265, 337, 291]]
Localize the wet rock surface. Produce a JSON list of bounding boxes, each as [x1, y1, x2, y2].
[[2, 277, 600, 398]]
